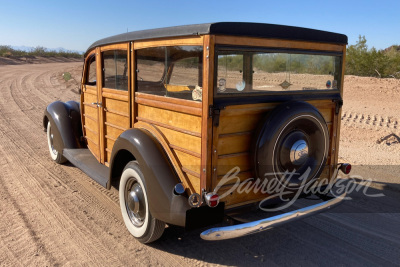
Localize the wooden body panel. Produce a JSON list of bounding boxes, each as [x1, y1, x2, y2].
[[135, 98, 202, 194], [81, 82, 100, 161], [215, 35, 344, 52], [80, 33, 345, 209], [102, 98, 130, 165], [213, 100, 336, 208], [99, 44, 130, 165]]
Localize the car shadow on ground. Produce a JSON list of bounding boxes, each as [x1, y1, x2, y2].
[[149, 171, 400, 266]]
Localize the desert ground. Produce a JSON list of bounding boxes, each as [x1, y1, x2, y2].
[[0, 59, 399, 266]]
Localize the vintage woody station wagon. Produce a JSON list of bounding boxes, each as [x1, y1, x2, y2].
[[44, 22, 351, 243]]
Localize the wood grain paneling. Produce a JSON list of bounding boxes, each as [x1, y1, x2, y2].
[[85, 128, 99, 145], [137, 104, 201, 133], [100, 43, 129, 52], [104, 111, 130, 128], [156, 126, 201, 155], [134, 36, 203, 50], [136, 96, 202, 116], [201, 35, 215, 191], [217, 153, 251, 177], [104, 124, 124, 140], [105, 136, 115, 150], [136, 92, 202, 108], [83, 91, 98, 104], [134, 121, 199, 194], [102, 91, 129, 101], [173, 150, 201, 176], [215, 35, 344, 52], [218, 132, 252, 155], [83, 114, 99, 134], [213, 100, 336, 204], [83, 86, 97, 96], [134, 91, 203, 194], [103, 98, 129, 115]]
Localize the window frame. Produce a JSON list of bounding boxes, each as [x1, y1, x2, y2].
[[214, 45, 343, 98], [101, 49, 129, 91], [135, 45, 204, 101], [84, 53, 97, 86]]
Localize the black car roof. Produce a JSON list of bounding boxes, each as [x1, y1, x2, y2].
[[85, 22, 347, 55]]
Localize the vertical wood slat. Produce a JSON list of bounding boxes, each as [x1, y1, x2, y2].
[[128, 41, 132, 128], [201, 34, 215, 192], [131, 41, 137, 126], [95, 47, 104, 163]]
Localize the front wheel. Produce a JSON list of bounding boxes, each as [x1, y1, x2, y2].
[[119, 161, 165, 243], [47, 121, 67, 164]]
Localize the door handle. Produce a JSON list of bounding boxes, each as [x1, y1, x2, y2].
[[91, 102, 103, 108]]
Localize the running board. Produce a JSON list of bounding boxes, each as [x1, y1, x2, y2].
[[63, 148, 109, 188]]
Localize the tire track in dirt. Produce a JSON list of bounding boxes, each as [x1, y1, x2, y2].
[[0, 63, 185, 266], [0, 118, 123, 265], [1, 63, 400, 266], [342, 112, 399, 130], [0, 65, 124, 265]]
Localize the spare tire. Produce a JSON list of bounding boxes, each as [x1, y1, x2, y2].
[[252, 101, 329, 190]]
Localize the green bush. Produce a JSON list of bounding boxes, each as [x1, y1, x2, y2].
[[63, 72, 72, 81], [0, 45, 82, 59], [346, 36, 400, 78]]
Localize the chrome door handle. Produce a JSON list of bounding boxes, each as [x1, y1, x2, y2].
[[91, 102, 103, 107]]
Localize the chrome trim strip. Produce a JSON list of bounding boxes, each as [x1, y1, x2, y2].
[[200, 192, 346, 241]]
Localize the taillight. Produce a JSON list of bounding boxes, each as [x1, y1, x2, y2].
[[204, 192, 219, 208], [340, 163, 351, 174]]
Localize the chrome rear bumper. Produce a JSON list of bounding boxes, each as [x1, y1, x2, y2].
[[200, 192, 346, 241]]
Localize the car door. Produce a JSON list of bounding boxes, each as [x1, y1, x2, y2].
[[81, 49, 101, 161], [100, 44, 131, 166]]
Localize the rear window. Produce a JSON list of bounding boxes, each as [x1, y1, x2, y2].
[[216, 49, 342, 95]]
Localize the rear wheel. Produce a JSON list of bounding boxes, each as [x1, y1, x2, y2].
[[119, 161, 165, 243], [46, 121, 67, 164]]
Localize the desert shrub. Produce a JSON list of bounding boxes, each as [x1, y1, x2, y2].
[[346, 36, 400, 78], [0, 45, 82, 58], [63, 72, 72, 81]]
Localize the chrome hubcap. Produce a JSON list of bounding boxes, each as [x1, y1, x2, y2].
[[290, 140, 309, 165], [125, 180, 146, 227]]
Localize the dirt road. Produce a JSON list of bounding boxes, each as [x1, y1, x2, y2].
[[0, 62, 399, 266]]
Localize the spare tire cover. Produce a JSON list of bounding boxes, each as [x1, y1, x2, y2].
[[252, 101, 329, 190]]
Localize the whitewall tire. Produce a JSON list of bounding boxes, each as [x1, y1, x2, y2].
[[119, 161, 165, 243], [47, 121, 67, 164]]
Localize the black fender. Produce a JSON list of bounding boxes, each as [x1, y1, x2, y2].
[[109, 128, 191, 227], [43, 101, 85, 152]]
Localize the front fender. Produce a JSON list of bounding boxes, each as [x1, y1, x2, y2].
[[43, 101, 85, 152], [110, 128, 191, 227]]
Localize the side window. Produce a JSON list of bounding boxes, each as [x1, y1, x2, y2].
[[136, 47, 165, 95], [217, 53, 244, 92], [136, 46, 203, 101], [102, 50, 128, 91], [85, 55, 96, 85]]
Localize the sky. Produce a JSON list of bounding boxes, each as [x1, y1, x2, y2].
[[0, 0, 399, 53]]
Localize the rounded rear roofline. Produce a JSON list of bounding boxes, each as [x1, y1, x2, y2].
[[85, 22, 348, 56]]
